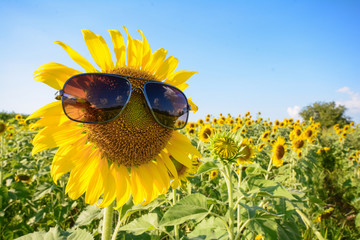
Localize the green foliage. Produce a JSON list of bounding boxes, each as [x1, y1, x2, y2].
[[1, 113, 360, 239], [299, 101, 351, 128]]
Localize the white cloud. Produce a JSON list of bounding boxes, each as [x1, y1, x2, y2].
[[336, 87, 360, 114], [287, 105, 301, 119]]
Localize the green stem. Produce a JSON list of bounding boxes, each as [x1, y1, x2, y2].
[[102, 201, 114, 240], [237, 165, 243, 232], [0, 136, 3, 209], [173, 188, 180, 240], [265, 157, 272, 180], [111, 206, 123, 240], [223, 164, 234, 240], [235, 219, 250, 240]]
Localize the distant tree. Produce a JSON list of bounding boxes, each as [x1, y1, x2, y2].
[[299, 101, 351, 129]]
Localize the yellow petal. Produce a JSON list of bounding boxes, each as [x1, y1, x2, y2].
[[187, 97, 198, 113], [177, 83, 189, 91], [165, 70, 197, 86], [159, 152, 178, 180], [85, 152, 105, 205], [165, 143, 193, 169], [65, 146, 97, 199], [34, 63, 82, 90], [130, 167, 145, 205], [113, 164, 131, 209], [98, 163, 117, 208], [172, 131, 201, 157], [108, 30, 126, 67], [144, 48, 167, 75], [150, 161, 169, 193], [82, 29, 114, 72], [137, 30, 152, 69], [155, 56, 179, 81], [32, 126, 85, 154], [54, 41, 96, 72], [51, 140, 86, 183], [123, 27, 142, 68], [32, 115, 71, 129], [26, 101, 62, 120]]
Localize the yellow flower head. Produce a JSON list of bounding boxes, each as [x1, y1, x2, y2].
[[290, 125, 302, 140], [15, 114, 23, 121], [291, 136, 306, 153], [272, 137, 286, 167], [261, 130, 271, 141], [27, 28, 200, 208], [197, 119, 204, 126], [211, 134, 239, 161], [237, 138, 254, 164], [187, 128, 196, 136], [199, 125, 214, 143], [210, 170, 218, 179], [255, 234, 264, 240], [258, 142, 266, 152]]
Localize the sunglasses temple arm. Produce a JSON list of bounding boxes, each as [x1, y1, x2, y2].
[[54, 90, 64, 100]]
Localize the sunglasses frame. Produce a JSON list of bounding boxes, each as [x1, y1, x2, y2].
[[56, 73, 191, 130]]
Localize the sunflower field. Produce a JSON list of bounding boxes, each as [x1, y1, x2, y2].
[[1, 112, 360, 240]]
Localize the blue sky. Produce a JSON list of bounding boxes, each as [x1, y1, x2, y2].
[[1, 0, 359, 123]]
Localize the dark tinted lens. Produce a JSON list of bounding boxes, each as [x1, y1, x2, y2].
[[62, 74, 130, 123], [144, 82, 189, 129]]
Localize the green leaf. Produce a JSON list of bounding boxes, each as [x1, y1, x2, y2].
[[355, 213, 360, 228], [33, 182, 57, 201], [74, 205, 103, 227], [187, 216, 228, 239], [67, 229, 93, 240], [247, 218, 278, 240], [16, 226, 68, 240], [197, 161, 218, 175], [119, 213, 159, 235], [159, 193, 209, 226]]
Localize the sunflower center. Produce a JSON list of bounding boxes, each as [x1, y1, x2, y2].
[[275, 145, 285, 160], [305, 130, 313, 138], [203, 128, 211, 138], [85, 67, 173, 167], [294, 139, 305, 149]]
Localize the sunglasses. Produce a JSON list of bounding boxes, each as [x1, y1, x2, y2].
[[55, 73, 190, 129]]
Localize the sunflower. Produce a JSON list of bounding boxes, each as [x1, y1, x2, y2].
[[237, 138, 254, 165], [290, 125, 302, 140], [211, 133, 239, 161], [197, 119, 204, 126], [15, 114, 23, 121], [0, 122, 6, 135], [260, 130, 271, 141], [258, 142, 266, 152], [198, 125, 214, 143], [212, 118, 218, 125], [170, 155, 200, 188], [187, 128, 196, 136], [291, 136, 306, 153], [210, 170, 218, 179], [272, 137, 286, 167], [27, 28, 200, 208]]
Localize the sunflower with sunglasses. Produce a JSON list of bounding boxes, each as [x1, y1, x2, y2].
[[27, 28, 200, 208]]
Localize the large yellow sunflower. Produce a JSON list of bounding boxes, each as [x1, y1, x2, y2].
[[272, 137, 286, 167], [27, 28, 200, 208]]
